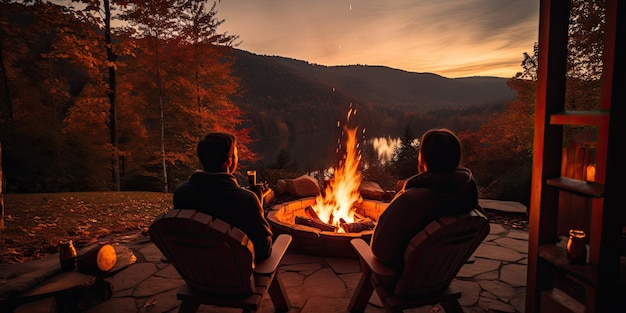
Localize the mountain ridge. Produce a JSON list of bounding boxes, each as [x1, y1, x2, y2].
[[266, 54, 516, 110], [229, 49, 517, 138]]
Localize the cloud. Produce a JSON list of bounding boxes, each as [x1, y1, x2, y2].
[[216, 0, 539, 78]]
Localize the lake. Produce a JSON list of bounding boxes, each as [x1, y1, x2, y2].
[[247, 130, 403, 172]]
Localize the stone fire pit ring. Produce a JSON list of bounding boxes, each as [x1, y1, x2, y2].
[[267, 197, 389, 258]]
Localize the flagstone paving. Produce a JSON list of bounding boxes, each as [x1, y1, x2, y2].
[[11, 202, 529, 313]]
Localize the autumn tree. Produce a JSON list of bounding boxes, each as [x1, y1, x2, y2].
[[172, 0, 254, 170], [1, 0, 251, 192], [461, 0, 606, 204], [29, 0, 139, 191], [70, 0, 135, 191], [0, 1, 76, 191], [120, 0, 252, 190], [459, 84, 535, 203], [60, 83, 113, 190], [3, 0, 141, 190], [119, 0, 179, 192], [178, 0, 238, 130]]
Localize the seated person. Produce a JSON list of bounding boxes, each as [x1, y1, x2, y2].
[[370, 128, 480, 273], [173, 132, 273, 262]]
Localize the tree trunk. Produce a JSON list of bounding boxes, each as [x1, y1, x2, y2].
[[151, 29, 168, 193], [160, 96, 168, 192], [104, 0, 120, 191]]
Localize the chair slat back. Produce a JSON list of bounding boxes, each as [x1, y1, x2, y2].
[[149, 209, 256, 297], [395, 214, 489, 296]]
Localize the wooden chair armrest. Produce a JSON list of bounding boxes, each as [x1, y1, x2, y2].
[[350, 239, 396, 277], [254, 234, 292, 275], [470, 206, 488, 219]]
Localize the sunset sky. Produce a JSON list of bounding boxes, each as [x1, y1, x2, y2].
[[216, 0, 540, 79]]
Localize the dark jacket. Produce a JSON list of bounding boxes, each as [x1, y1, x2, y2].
[[370, 167, 479, 273], [173, 171, 273, 262]]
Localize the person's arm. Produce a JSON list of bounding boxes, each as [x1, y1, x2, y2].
[[243, 194, 273, 262], [371, 188, 433, 270], [370, 195, 412, 265]]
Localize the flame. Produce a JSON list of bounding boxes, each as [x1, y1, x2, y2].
[[586, 164, 596, 182], [311, 108, 363, 232]]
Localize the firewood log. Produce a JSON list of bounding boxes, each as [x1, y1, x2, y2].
[[294, 216, 337, 232], [78, 244, 117, 274], [352, 212, 371, 222], [279, 175, 321, 197], [359, 181, 385, 199], [304, 206, 323, 223], [340, 218, 376, 233]]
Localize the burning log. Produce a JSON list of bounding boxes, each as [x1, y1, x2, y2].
[[294, 216, 337, 232], [352, 212, 368, 221], [304, 205, 337, 225], [339, 218, 376, 233], [305, 206, 323, 222]]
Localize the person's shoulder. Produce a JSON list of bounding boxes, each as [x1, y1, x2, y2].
[[173, 180, 190, 195], [388, 188, 432, 209], [400, 187, 433, 199], [225, 186, 260, 204], [237, 186, 258, 197]]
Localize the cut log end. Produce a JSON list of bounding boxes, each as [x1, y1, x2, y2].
[[78, 244, 117, 274]]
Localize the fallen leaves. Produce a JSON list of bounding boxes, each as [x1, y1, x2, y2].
[[1, 192, 172, 264], [486, 211, 529, 231]]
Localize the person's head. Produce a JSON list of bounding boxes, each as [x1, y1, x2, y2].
[[417, 128, 462, 173], [197, 132, 238, 173]]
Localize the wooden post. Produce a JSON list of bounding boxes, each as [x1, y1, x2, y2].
[[1, 142, 4, 231]]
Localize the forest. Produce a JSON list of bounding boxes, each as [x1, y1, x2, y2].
[[0, 0, 605, 207]]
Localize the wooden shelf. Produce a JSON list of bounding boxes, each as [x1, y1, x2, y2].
[[540, 289, 585, 313], [526, 1, 622, 312], [546, 177, 604, 198], [538, 245, 597, 287], [549, 111, 609, 126]]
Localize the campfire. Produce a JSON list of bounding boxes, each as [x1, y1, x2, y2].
[[266, 106, 390, 257], [298, 108, 373, 233]]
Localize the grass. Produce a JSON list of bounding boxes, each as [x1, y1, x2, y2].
[[0, 191, 528, 265], [0, 192, 172, 264]]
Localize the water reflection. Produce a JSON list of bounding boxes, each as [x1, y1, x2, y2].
[[369, 137, 401, 164], [247, 132, 403, 171], [247, 131, 340, 172]]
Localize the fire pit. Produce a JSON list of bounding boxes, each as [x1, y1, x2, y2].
[[267, 106, 392, 258], [267, 197, 389, 258]]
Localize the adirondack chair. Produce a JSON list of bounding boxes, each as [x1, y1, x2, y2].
[[348, 211, 490, 313], [148, 209, 292, 313]]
